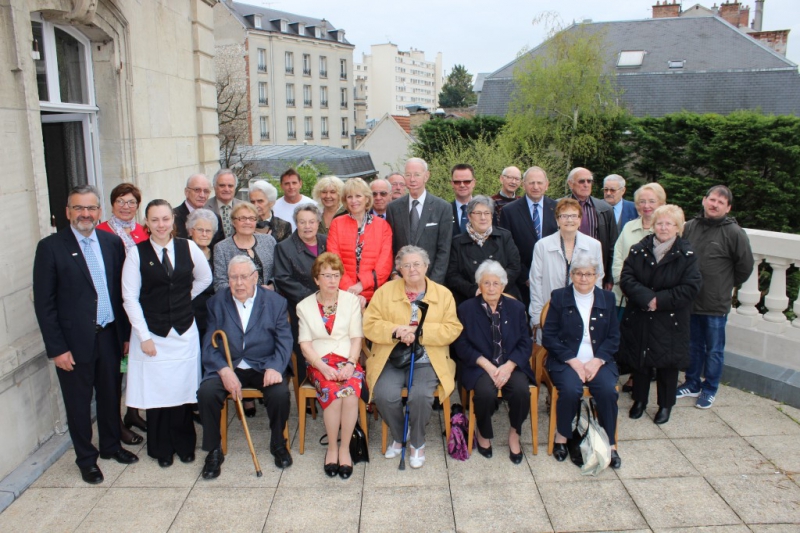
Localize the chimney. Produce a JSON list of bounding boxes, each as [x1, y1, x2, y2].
[[738, 5, 750, 28], [719, 2, 742, 27], [750, 29, 789, 56], [652, 0, 681, 18], [752, 0, 764, 31]]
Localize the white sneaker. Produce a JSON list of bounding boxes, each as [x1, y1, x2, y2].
[[384, 441, 402, 459], [409, 444, 426, 469]]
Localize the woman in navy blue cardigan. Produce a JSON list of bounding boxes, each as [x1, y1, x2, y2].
[[542, 255, 621, 468], [454, 260, 535, 464]]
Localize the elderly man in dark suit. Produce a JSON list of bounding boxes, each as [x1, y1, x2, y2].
[[385, 157, 453, 284], [174, 173, 224, 244], [33, 185, 139, 484], [204, 168, 242, 238], [499, 166, 558, 311], [197, 255, 293, 479], [603, 174, 638, 232], [565, 167, 618, 288]]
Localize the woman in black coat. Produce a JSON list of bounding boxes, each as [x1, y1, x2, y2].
[[447, 195, 522, 306], [619, 205, 702, 425]]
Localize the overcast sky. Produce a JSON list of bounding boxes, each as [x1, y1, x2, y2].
[[239, 0, 799, 75]]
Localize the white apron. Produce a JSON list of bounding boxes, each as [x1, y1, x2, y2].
[[125, 321, 201, 409]]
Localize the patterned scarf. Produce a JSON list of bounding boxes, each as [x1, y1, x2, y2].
[[352, 211, 373, 275], [466, 222, 493, 247], [480, 296, 505, 365], [107, 216, 137, 250], [653, 235, 676, 263]]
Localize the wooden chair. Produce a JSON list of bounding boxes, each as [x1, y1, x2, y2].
[[536, 301, 619, 455], [464, 355, 539, 456], [292, 352, 370, 454], [220, 388, 289, 455], [380, 385, 451, 454]]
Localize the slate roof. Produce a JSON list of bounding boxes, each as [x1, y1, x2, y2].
[[478, 16, 800, 118], [231, 145, 377, 179], [228, 2, 352, 46]]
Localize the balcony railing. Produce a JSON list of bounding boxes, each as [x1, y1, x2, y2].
[[305, 131, 313, 140], [303, 68, 311, 76], [286, 99, 295, 107], [320, 70, 327, 78], [321, 130, 329, 139], [285, 66, 294, 74], [340, 72, 347, 80], [258, 97, 268, 106], [341, 130, 348, 138], [287, 131, 296, 140], [341, 102, 348, 109], [260, 131, 269, 141], [304, 100, 312, 107], [321, 100, 328, 108], [257, 64, 267, 73]]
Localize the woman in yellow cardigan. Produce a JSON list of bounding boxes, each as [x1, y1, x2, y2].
[[363, 245, 462, 469]]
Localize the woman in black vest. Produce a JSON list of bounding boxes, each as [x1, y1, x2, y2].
[[122, 200, 213, 467]]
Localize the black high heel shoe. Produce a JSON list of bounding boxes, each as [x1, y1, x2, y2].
[[553, 443, 568, 462], [475, 439, 493, 458], [323, 454, 338, 478], [338, 463, 353, 480], [123, 410, 147, 432], [120, 424, 143, 446]]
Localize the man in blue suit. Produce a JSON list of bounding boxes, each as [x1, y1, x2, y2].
[[197, 256, 293, 479], [603, 174, 637, 232], [33, 185, 138, 484]]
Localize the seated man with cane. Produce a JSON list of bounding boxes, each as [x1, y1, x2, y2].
[[197, 255, 294, 479]]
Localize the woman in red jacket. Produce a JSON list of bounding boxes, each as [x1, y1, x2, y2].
[[327, 178, 393, 307]]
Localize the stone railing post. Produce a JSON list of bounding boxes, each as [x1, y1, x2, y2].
[[758, 257, 790, 333], [733, 255, 763, 325]]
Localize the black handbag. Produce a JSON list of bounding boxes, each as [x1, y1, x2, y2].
[[567, 398, 590, 467], [387, 300, 430, 369], [350, 421, 369, 464]]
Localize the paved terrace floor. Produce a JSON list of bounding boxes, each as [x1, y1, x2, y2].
[[2, 376, 800, 532]]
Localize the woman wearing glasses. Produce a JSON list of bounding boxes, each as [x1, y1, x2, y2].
[[529, 198, 604, 334], [212, 202, 277, 417], [97, 183, 149, 446], [619, 205, 702, 425], [446, 195, 521, 306]]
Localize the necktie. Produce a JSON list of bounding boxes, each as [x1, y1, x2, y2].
[[81, 238, 113, 327], [532, 203, 541, 240], [460, 205, 468, 233], [221, 204, 233, 237], [162, 247, 174, 277], [409, 199, 420, 238]]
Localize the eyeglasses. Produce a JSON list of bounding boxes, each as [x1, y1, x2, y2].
[[191, 228, 214, 234], [576, 179, 593, 185], [233, 216, 257, 222], [637, 199, 659, 206], [572, 271, 597, 279], [69, 205, 100, 212], [655, 221, 677, 228], [451, 180, 474, 186], [602, 188, 621, 193], [470, 211, 492, 218], [372, 191, 389, 197], [319, 273, 341, 280], [186, 187, 211, 195], [480, 280, 504, 288], [404, 172, 424, 179], [501, 174, 521, 182], [399, 261, 424, 270], [114, 199, 138, 207], [229, 272, 256, 283], [558, 214, 580, 220]]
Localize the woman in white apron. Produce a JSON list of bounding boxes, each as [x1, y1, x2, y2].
[[122, 199, 212, 467]]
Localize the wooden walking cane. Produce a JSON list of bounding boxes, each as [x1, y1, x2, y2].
[[212, 330, 262, 477]]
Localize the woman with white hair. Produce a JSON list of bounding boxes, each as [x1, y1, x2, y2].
[[312, 175, 346, 234], [249, 180, 291, 242], [453, 260, 535, 464]]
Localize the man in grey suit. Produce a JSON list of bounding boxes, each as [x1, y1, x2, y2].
[[565, 167, 618, 288], [204, 168, 242, 238], [386, 157, 453, 284]]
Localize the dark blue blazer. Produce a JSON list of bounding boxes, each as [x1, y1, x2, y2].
[[201, 286, 292, 380], [617, 199, 638, 231], [454, 295, 535, 390], [33, 228, 129, 363], [542, 286, 619, 375], [498, 195, 558, 279]]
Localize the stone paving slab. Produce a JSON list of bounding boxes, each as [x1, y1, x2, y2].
[[706, 473, 800, 524], [537, 479, 648, 532], [450, 481, 552, 533]]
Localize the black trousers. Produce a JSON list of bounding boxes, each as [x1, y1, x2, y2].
[[472, 369, 531, 439], [145, 405, 196, 460], [197, 369, 290, 453], [632, 367, 679, 408], [55, 326, 121, 468], [549, 363, 619, 446]]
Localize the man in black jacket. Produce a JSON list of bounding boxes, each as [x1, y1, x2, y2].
[[677, 186, 754, 409], [174, 173, 224, 244]]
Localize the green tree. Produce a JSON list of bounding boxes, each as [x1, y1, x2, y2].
[[438, 64, 478, 108], [501, 22, 627, 191], [412, 116, 506, 161]]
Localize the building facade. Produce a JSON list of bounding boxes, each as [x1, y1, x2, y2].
[[214, 1, 355, 149], [354, 44, 443, 120], [0, 0, 219, 483]]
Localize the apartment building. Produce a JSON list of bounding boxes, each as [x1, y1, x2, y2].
[[354, 44, 443, 120], [215, 1, 355, 148]]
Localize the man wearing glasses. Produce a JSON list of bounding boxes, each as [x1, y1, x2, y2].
[[197, 256, 293, 478], [565, 167, 617, 289], [602, 174, 637, 232], [491, 166, 522, 225], [33, 185, 138, 484], [205, 169, 242, 238], [450, 163, 476, 236], [370, 178, 391, 219], [174, 173, 224, 244]]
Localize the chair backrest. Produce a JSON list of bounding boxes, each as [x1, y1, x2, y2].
[[533, 300, 551, 383]]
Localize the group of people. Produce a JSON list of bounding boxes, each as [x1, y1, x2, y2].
[[32, 156, 753, 484]]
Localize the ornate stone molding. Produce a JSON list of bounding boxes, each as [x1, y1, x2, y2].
[[68, 0, 98, 25]]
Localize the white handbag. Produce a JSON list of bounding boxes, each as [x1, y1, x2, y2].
[[572, 398, 612, 476]]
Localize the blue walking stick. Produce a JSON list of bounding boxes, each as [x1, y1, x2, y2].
[[399, 300, 429, 470]]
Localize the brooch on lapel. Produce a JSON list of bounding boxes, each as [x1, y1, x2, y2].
[[149, 261, 155, 266]]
